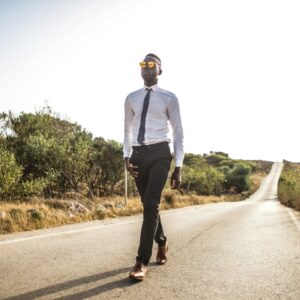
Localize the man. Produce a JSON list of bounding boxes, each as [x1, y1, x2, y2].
[[123, 53, 184, 281]]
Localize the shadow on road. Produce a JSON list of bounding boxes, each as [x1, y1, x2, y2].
[[3, 266, 138, 300]]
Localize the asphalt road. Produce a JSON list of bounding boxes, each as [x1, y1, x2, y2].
[[0, 162, 299, 300]]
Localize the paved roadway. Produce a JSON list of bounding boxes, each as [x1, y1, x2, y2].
[[0, 162, 299, 299]]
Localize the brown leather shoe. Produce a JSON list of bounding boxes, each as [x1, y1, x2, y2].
[[129, 261, 147, 281], [156, 242, 169, 265]]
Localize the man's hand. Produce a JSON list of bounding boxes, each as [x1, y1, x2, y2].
[[124, 158, 139, 178], [170, 167, 181, 189]]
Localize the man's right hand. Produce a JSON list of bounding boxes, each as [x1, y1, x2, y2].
[[124, 158, 139, 178]]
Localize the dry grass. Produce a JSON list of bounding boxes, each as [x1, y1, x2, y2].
[[249, 172, 266, 193], [0, 200, 94, 234], [278, 163, 300, 211], [161, 190, 242, 210], [0, 172, 266, 234]]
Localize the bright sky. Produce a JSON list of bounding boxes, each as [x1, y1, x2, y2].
[[0, 0, 299, 162]]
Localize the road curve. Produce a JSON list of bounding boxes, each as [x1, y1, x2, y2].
[[0, 162, 299, 299]]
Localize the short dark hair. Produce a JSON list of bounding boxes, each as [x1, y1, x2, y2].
[[145, 53, 161, 65]]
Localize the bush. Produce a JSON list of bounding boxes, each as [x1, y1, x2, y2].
[[163, 190, 180, 207], [0, 147, 23, 200], [181, 165, 224, 195], [225, 163, 251, 193], [205, 153, 229, 167], [20, 178, 49, 197], [278, 162, 300, 210]]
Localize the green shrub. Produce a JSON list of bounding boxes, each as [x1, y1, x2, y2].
[[181, 165, 224, 195], [205, 153, 229, 167], [20, 178, 49, 197], [278, 162, 300, 210], [0, 147, 23, 200], [219, 159, 234, 168], [225, 163, 251, 193]]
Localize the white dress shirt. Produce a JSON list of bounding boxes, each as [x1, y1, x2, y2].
[[123, 84, 184, 167]]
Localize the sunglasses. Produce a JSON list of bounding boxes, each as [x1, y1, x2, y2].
[[139, 61, 156, 69]]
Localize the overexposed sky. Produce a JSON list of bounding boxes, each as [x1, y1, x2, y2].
[[0, 0, 299, 162]]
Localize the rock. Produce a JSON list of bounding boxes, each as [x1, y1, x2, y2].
[[104, 202, 114, 209], [0, 211, 6, 219], [68, 211, 74, 218], [115, 203, 124, 209], [95, 205, 107, 219], [95, 204, 107, 212], [45, 199, 69, 210], [67, 201, 89, 214]]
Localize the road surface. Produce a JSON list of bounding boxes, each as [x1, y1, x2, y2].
[[0, 162, 299, 299]]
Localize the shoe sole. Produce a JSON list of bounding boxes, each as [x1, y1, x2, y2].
[[129, 274, 145, 281], [129, 270, 147, 281]]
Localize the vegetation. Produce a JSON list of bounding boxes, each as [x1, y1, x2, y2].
[[0, 108, 273, 233], [278, 161, 300, 211], [0, 108, 124, 200], [181, 152, 271, 196], [0, 170, 263, 234]]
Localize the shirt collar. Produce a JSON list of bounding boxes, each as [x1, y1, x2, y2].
[[143, 84, 158, 92]]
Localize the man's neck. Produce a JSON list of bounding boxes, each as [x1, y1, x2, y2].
[[144, 79, 158, 87]]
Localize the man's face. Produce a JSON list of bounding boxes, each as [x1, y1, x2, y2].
[[140, 56, 160, 82]]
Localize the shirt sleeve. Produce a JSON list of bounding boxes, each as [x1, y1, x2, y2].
[[168, 94, 184, 167], [123, 95, 133, 158]]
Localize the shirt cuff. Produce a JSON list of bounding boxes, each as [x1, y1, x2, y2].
[[175, 158, 184, 167], [123, 150, 132, 159]]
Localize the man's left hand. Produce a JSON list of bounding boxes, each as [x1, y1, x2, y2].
[[170, 167, 181, 189]]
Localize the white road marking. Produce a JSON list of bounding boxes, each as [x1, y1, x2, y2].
[[1, 163, 292, 246], [0, 220, 137, 245], [286, 207, 300, 232], [0, 208, 199, 246]]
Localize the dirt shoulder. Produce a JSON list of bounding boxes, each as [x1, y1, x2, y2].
[[0, 172, 266, 234]]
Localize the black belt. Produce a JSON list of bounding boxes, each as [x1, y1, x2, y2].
[[132, 141, 169, 151]]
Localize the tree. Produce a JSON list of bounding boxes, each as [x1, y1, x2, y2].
[[96, 140, 124, 196], [183, 153, 206, 168], [206, 153, 229, 167], [181, 165, 224, 195], [225, 163, 251, 193], [1, 108, 94, 196], [0, 147, 22, 200]]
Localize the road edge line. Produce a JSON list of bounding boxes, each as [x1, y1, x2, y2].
[[286, 207, 300, 232]]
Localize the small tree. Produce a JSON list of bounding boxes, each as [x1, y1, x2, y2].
[[0, 147, 22, 200], [181, 165, 224, 195], [226, 163, 251, 193], [206, 153, 229, 167]]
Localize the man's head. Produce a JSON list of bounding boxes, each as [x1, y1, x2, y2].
[[140, 53, 162, 86]]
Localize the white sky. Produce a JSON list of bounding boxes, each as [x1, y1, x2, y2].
[[0, 0, 299, 162]]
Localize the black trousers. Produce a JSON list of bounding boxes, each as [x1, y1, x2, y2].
[[130, 142, 172, 265]]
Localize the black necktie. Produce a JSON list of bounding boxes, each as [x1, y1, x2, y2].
[[137, 89, 151, 145]]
